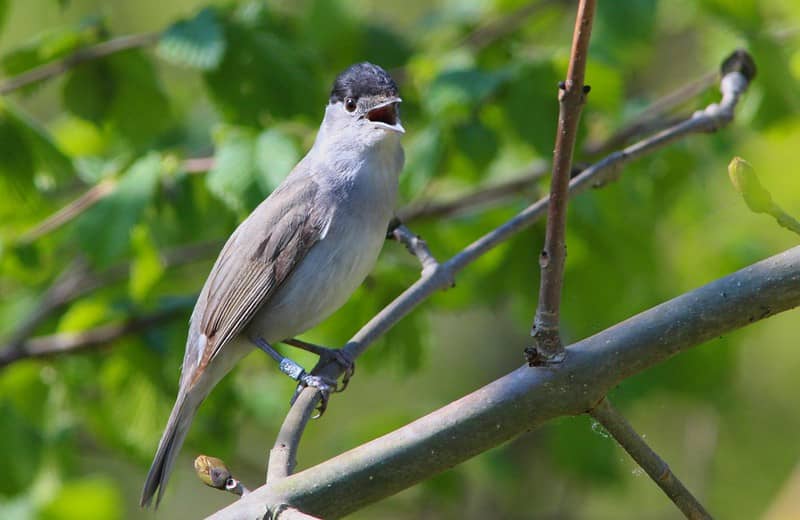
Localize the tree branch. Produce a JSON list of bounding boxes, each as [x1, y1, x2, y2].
[[0, 241, 219, 364], [459, 0, 563, 50], [0, 305, 189, 367], [0, 33, 159, 95], [582, 71, 718, 157], [259, 48, 754, 506], [19, 156, 213, 244], [396, 162, 547, 222], [18, 179, 117, 244], [389, 223, 445, 280], [589, 398, 712, 519], [211, 245, 800, 519], [528, 0, 596, 364]]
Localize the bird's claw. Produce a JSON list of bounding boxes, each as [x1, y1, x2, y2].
[[323, 350, 355, 393], [291, 374, 338, 418]]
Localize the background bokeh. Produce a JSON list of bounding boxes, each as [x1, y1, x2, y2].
[[1, 0, 800, 518]]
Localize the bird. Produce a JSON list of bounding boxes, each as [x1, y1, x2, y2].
[[140, 62, 405, 508]]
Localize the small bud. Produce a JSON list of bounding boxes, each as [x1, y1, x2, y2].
[[194, 455, 232, 489], [728, 157, 773, 214]]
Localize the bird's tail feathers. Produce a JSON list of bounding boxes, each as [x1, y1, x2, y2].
[[140, 389, 203, 508]]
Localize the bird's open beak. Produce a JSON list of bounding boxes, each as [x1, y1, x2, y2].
[[366, 98, 404, 134]]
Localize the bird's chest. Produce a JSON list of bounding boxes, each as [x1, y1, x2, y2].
[[248, 157, 398, 341]]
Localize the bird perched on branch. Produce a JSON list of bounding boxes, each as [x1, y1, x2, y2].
[[141, 62, 405, 508]]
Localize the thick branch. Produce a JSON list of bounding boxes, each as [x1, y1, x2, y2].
[[529, 0, 596, 363], [0, 33, 159, 94], [264, 48, 754, 492], [212, 245, 800, 519], [589, 398, 712, 519]]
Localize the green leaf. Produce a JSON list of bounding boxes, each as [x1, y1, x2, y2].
[[501, 61, 560, 155], [0, 401, 43, 495], [0, 1, 9, 34], [449, 118, 499, 179], [1, 21, 103, 93], [206, 126, 259, 214], [401, 124, 443, 197], [254, 128, 299, 192], [0, 106, 36, 199], [157, 7, 226, 71], [205, 17, 320, 126], [106, 51, 171, 147], [129, 224, 165, 302], [39, 477, 123, 520], [74, 153, 162, 266], [57, 298, 116, 332], [425, 68, 512, 124], [62, 61, 116, 124], [10, 106, 73, 184]]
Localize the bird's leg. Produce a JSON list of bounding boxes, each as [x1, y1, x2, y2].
[[250, 336, 338, 415], [282, 338, 355, 392]]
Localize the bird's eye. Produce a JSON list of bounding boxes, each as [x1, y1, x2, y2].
[[344, 97, 357, 112]]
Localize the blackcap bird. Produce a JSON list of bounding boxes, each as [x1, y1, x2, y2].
[[140, 62, 404, 507]]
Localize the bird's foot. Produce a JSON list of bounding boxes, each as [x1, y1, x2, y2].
[[292, 373, 339, 418], [283, 338, 355, 392], [250, 336, 341, 417]]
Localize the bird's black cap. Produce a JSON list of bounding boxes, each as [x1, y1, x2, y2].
[[329, 62, 399, 104]]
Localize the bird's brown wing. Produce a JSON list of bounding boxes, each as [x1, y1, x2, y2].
[[184, 174, 330, 383]]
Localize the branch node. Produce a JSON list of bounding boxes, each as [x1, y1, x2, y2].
[[391, 224, 453, 286]]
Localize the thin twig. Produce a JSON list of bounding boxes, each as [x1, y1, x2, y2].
[[182, 156, 216, 173], [266, 48, 754, 488], [582, 71, 718, 157], [528, 0, 596, 364], [389, 224, 446, 280], [267, 389, 317, 483], [589, 398, 712, 519], [212, 244, 800, 519], [0, 305, 188, 367], [397, 163, 547, 222], [1, 258, 93, 351], [0, 33, 159, 95], [18, 179, 117, 244], [460, 0, 563, 50], [18, 156, 213, 244], [0, 240, 220, 361]]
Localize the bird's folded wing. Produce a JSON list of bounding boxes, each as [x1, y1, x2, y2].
[[186, 175, 330, 377]]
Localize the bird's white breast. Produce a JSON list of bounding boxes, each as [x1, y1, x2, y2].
[[246, 136, 402, 344]]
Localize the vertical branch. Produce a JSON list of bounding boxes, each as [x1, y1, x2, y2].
[[589, 398, 712, 519], [527, 0, 596, 364]]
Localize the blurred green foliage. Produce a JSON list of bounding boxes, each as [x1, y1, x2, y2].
[[1, 0, 799, 518]]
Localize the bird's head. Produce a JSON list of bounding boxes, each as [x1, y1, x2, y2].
[[321, 62, 404, 149]]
